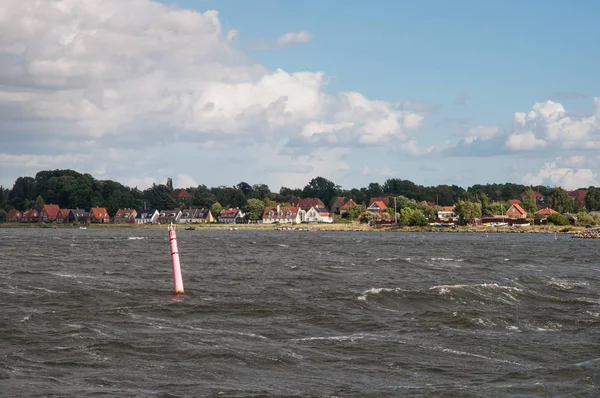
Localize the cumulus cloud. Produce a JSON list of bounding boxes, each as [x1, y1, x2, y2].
[[457, 125, 500, 144], [0, 0, 428, 189], [276, 31, 313, 46], [522, 160, 599, 190], [506, 131, 547, 150]]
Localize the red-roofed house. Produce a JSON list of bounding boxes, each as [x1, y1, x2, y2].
[[330, 197, 347, 214], [297, 198, 326, 211], [508, 199, 522, 206], [568, 189, 588, 207], [218, 208, 245, 224], [40, 204, 60, 223], [7, 209, 22, 223], [171, 189, 192, 200], [506, 203, 527, 219], [369, 197, 390, 207], [305, 206, 333, 223], [367, 201, 387, 212], [114, 208, 137, 224], [536, 208, 558, 216], [56, 208, 71, 224], [262, 205, 304, 224], [89, 207, 110, 223], [438, 205, 456, 221], [22, 209, 39, 223], [340, 199, 359, 215]]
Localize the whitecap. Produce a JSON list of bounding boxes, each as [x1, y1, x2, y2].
[[127, 236, 145, 240]]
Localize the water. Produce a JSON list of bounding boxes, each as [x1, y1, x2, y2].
[[1, 228, 599, 397]]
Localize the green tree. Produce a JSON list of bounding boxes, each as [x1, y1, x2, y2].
[[245, 198, 265, 221], [454, 200, 482, 223], [344, 205, 365, 220], [359, 211, 379, 224], [550, 187, 575, 213], [303, 177, 339, 207], [584, 188, 600, 211], [250, 184, 272, 201], [399, 208, 428, 226], [479, 193, 490, 215], [210, 202, 223, 218], [547, 213, 569, 226], [0, 210, 6, 223], [521, 188, 538, 213], [35, 195, 45, 211]]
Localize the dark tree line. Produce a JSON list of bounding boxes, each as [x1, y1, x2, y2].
[[1, 169, 598, 217]]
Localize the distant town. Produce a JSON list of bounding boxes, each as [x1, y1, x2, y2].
[[1, 169, 599, 228]]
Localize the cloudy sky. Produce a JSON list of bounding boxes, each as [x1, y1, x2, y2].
[[1, 0, 600, 191]]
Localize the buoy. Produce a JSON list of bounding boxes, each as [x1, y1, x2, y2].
[[168, 223, 184, 294]]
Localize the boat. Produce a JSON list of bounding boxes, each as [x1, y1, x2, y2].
[[184, 226, 195, 230], [514, 223, 530, 227], [79, 227, 87, 230]]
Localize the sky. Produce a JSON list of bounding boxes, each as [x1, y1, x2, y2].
[[1, 0, 600, 191]]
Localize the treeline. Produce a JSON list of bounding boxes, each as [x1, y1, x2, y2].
[[1, 169, 599, 217]]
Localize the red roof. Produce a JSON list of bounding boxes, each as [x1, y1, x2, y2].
[[171, 189, 192, 199], [58, 209, 70, 218], [368, 201, 388, 210], [219, 209, 241, 219], [535, 207, 558, 216], [369, 197, 390, 206], [43, 204, 60, 220], [506, 203, 527, 216], [90, 207, 110, 220], [262, 206, 301, 219], [441, 206, 455, 212], [297, 198, 325, 210], [568, 189, 588, 205], [508, 199, 522, 205], [7, 209, 22, 221], [340, 199, 358, 210]]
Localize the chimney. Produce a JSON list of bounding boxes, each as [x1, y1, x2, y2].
[[277, 204, 280, 213]]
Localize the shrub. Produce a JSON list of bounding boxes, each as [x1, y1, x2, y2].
[[547, 213, 569, 226]]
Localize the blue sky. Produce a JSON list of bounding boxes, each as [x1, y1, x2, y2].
[[1, 0, 599, 191]]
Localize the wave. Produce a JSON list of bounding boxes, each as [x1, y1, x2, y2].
[[127, 237, 145, 240]]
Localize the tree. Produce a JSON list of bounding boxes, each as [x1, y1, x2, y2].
[[35, 195, 45, 211], [250, 184, 271, 201], [359, 211, 379, 224], [550, 187, 576, 214], [399, 208, 428, 226], [454, 200, 482, 224], [245, 198, 265, 221], [210, 202, 223, 218], [236, 182, 253, 196], [344, 205, 365, 220], [0, 210, 6, 223], [166, 177, 174, 192], [303, 177, 339, 207], [479, 193, 490, 215], [521, 188, 538, 214], [547, 213, 569, 226], [584, 188, 600, 211]]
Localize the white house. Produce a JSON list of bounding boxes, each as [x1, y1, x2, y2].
[[305, 206, 333, 223], [218, 208, 245, 224], [437, 206, 456, 222], [261, 205, 305, 224], [134, 209, 159, 224]]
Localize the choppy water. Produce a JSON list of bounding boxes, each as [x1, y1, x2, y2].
[[1, 228, 600, 397]]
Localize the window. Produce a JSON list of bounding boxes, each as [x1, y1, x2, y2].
[[278, 211, 283, 217], [268, 211, 274, 217], [286, 211, 292, 217]]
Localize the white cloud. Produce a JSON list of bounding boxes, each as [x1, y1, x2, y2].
[[0, 0, 425, 189], [276, 31, 313, 46], [177, 174, 198, 188], [506, 131, 547, 150], [512, 100, 598, 147], [459, 125, 500, 144], [522, 160, 599, 190]]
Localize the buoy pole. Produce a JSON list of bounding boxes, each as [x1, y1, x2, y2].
[[169, 223, 184, 294]]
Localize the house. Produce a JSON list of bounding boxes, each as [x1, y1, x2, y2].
[[330, 197, 347, 214], [506, 203, 527, 219], [171, 189, 193, 206], [7, 209, 22, 223], [56, 209, 71, 224], [369, 197, 390, 207], [157, 209, 182, 225], [178, 208, 214, 224], [535, 207, 558, 223], [297, 198, 326, 211], [218, 208, 245, 224], [305, 206, 334, 223], [22, 209, 39, 222], [40, 204, 60, 223], [568, 189, 588, 207], [114, 208, 137, 224], [367, 200, 388, 213], [135, 209, 159, 224], [68, 209, 87, 223], [521, 191, 544, 205], [508, 199, 522, 206], [340, 199, 359, 215], [262, 205, 304, 224], [437, 206, 456, 222], [89, 207, 110, 223]]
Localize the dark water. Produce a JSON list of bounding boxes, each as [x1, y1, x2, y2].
[[1, 228, 600, 397]]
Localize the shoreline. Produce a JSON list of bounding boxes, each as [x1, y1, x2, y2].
[[0, 222, 586, 234]]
